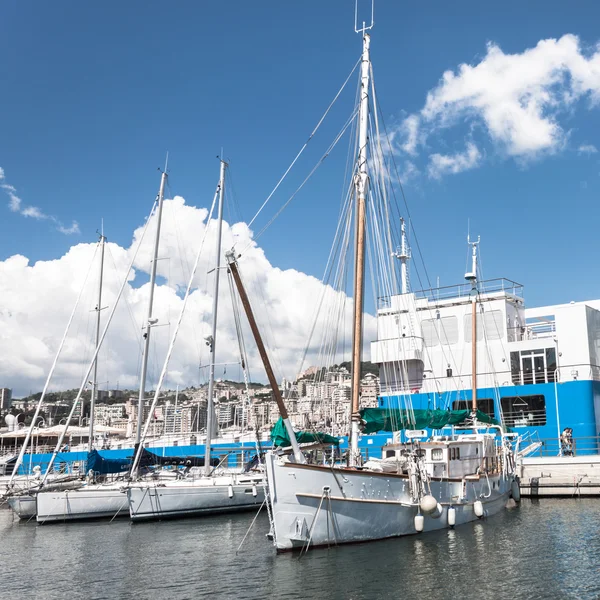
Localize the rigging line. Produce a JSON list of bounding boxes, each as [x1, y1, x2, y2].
[[373, 95, 436, 294], [8, 243, 99, 486], [131, 183, 219, 475], [239, 106, 359, 256], [41, 198, 158, 484], [244, 56, 361, 232]]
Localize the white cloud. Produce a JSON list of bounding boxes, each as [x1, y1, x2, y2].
[[428, 142, 482, 179], [395, 34, 600, 175], [0, 196, 376, 397], [0, 166, 80, 234], [578, 143, 598, 154]]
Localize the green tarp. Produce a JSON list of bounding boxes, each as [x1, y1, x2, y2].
[[271, 417, 340, 448], [358, 408, 499, 434]]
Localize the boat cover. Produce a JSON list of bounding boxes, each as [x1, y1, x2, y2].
[[86, 450, 132, 475], [358, 408, 499, 434], [271, 417, 340, 447]]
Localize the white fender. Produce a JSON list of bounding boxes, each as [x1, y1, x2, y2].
[[252, 484, 258, 497], [414, 514, 424, 532], [474, 500, 484, 518], [228, 485, 234, 499], [419, 495, 438, 515], [447, 506, 456, 527]]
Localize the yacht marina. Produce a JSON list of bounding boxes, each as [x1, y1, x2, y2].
[[3, 1, 600, 598]]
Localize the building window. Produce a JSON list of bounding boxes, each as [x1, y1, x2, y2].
[[500, 395, 546, 426], [452, 398, 495, 419]]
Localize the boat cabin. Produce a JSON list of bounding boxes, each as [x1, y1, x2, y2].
[[382, 434, 498, 479]]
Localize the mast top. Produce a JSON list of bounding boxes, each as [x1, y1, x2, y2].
[[354, 0, 374, 34], [464, 234, 480, 290]]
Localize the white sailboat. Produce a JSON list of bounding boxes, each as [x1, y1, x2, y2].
[[225, 8, 520, 552], [6, 230, 109, 520], [35, 169, 169, 523], [127, 159, 264, 522]]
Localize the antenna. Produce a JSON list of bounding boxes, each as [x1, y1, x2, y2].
[[355, 0, 374, 34], [465, 233, 480, 288]]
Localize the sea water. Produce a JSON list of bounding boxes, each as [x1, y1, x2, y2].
[[0, 498, 599, 599]]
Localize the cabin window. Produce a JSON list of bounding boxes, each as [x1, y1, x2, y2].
[[464, 310, 504, 343], [452, 398, 495, 419], [431, 448, 443, 461], [456, 448, 460, 460], [422, 319, 439, 347], [422, 316, 458, 347], [483, 310, 504, 341], [439, 316, 459, 345], [500, 395, 547, 426], [509, 349, 556, 385]]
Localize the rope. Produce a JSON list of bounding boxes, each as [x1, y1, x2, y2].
[[244, 56, 361, 232]]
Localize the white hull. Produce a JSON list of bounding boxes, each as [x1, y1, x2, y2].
[[266, 453, 513, 551], [7, 495, 37, 519], [128, 475, 265, 522], [36, 484, 129, 523]]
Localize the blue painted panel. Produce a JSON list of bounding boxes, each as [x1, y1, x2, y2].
[[379, 380, 598, 444]]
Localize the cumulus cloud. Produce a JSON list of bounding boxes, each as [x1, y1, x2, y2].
[[0, 167, 80, 235], [428, 142, 482, 179], [0, 195, 375, 397], [394, 34, 600, 176], [578, 143, 598, 154]]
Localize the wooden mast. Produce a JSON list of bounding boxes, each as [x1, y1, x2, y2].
[[226, 252, 305, 463], [349, 32, 371, 466]]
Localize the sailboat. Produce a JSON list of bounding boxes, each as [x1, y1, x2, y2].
[[225, 10, 520, 551], [126, 159, 265, 522], [34, 169, 173, 523], [5, 230, 111, 520]]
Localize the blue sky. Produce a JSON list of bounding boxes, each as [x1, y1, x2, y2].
[[2, 0, 600, 308]]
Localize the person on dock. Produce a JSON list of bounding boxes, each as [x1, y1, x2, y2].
[[560, 427, 574, 456]]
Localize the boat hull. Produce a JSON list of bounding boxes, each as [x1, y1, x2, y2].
[[7, 495, 37, 519], [127, 476, 265, 522], [36, 485, 129, 523], [266, 453, 513, 551]]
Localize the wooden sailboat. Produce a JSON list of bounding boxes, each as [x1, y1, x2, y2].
[[126, 159, 265, 522], [226, 10, 520, 552]]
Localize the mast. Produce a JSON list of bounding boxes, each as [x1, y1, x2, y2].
[[88, 230, 106, 451], [349, 32, 371, 466], [226, 251, 305, 463], [135, 168, 167, 443], [398, 217, 410, 295], [204, 159, 226, 475], [465, 235, 480, 415]]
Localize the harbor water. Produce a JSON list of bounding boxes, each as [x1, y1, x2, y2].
[[1, 499, 599, 600]]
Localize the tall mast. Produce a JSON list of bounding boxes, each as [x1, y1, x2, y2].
[[136, 168, 167, 443], [204, 159, 226, 475], [398, 217, 410, 295], [88, 230, 106, 451], [465, 235, 480, 415], [349, 32, 371, 466], [226, 252, 305, 463]]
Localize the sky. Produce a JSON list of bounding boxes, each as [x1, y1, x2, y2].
[[2, 1, 600, 396]]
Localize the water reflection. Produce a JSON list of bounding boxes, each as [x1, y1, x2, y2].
[[0, 500, 599, 599]]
